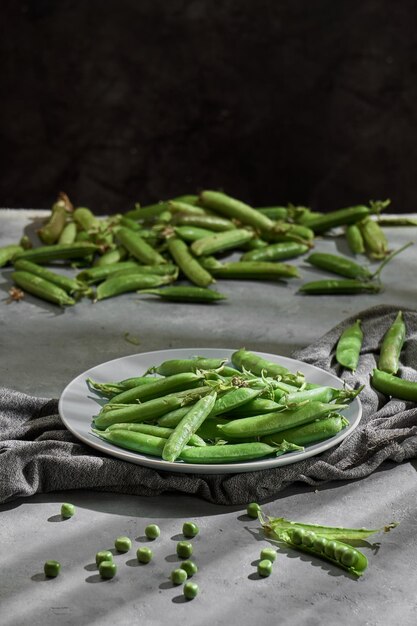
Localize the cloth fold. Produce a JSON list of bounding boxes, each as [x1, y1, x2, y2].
[[1, 304, 417, 505]]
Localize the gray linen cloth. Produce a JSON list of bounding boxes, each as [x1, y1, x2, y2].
[[1, 304, 416, 505]]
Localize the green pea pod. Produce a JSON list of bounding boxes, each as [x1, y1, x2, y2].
[[166, 236, 214, 288], [278, 384, 361, 405], [147, 357, 227, 376], [116, 227, 166, 265], [96, 273, 173, 300], [162, 391, 218, 461], [204, 260, 300, 281], [377, 311, 405, 375], [299, 279, 381, 295], [14, 242, 98, 264], [87, 375, 157, 397], [138, 286, 226, 303], [73, 207, 100, 232], [336, 319, 364, 372], [231, 348, 304, 385], [225, 397, 283, 417], [210, 387, 264, 416], [105, 422, 206, 447], [199, 190, 274, 235], [174, 225, 218, 242], [241, 241, 309, 263], [125, 202, 170, 222], [217, 401, 348, 438], [190, 228, 254, 257], [359, 217, 389, 259], [109, 372, 205, 404], [38, 201, 68, 244], [93, 246, 128, 266], [13, 259, 90, 296], [300, 205, 370, 234], [11, 271, 75, 307], [0, 244, 24, 268], [260, 414, 349, 446], [58, 222, 77, 245], [77, 261, 142, 284], [305, 252, 373, 281], [255, 207, 289, 220], [171, 213, 237, 232], [371, 368, 417, 401], [178, 440, 301, 463], [167, 201, 207, 215], [157, 405, 195, 428], [345, 224, 365, 255]]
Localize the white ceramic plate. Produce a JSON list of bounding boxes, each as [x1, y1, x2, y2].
[[58, 348, 362, 474]]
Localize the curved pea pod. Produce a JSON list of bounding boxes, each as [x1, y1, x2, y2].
[[271, 527, 368, 577], [116, 227, 166, 265], [138, 286, 226, 303], [217, 401, 348, 438], [231, 348, 304, 386], [167, 200, 207, 215], [179, 440, 301, 464], [109, 372, 205, 404], [0, 244, 24, 267], [13, 259, 90, 296], [11, 271, 76, 306], [199, 190, 275, 235], [345, 223, 365, 255], [260, 414, 349, 446], [204, 260, 300, 281], [87, 375, 157, 397], [125, 202, 170, 222], [58, 222, 77, 245], [13, 242, 98, 264], [166, 236, 214, 288], [377, 311, 405, 375], [95, 273, 173, 301], [305, 252, 373, 281], [73, 206, 100, 232], [224, 397, 283, 418], [241, 241, 309, 263], [300, 205, 370, 234], [298, 279, 382, 295], [371, 368, 417, 402], [190, 228, 254, 257], [162, 391, 218, 462], [359, 217, 389, 259], [38, 201, 68, 244], [335, 319, 364, 372], [174, 225, 218, 242], [147, 357, 228, 376]]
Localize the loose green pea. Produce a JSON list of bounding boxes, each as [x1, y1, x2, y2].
[[177, 541, 193, 559], [95, 550, 114, 566], [137, 547, 153, 563], [183, 581, 199, 599], [60, 503, 75, 519], [145, 524, 161, 539], [44, 560, 61, 577], [258, 559, 273, 577], [171, 568, 188, 585], [181, 560, 198, 577], [260, 548, 277, 563], [182, 521, 199, 538], [99, 560, 117, 579], [114, 536, 132, 553], [246, 502, 261, 518]]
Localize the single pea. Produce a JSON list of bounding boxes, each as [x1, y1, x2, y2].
[[302, 531, 316, 548], [246, 502, 261, 518], [114, 536, 132, 553], [181, 560, 198, 577], [137, 546, 153, 564], [324, 540, 338, 559], [258, 559, 273, 577], [44, 560, 61, 578], [145, 524, 160, 540], [99, 560, 117, 579], [341, 548, 358, 568], [313, 536, 327, 553], [260, 548, 277, 563], [334, 543, 350, 562], [95, 550, 114, 566], [177, 541, 193, 559], [291, 528, 305, 545], [182, 521, 199, 538], [183, 581, 199, 600], [171, 568, 188, 585], [60, 503, 75, 519]]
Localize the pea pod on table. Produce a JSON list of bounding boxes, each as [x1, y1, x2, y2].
[[138, 286, 226, 303], [377, 311, 406, 375], [335, 319, 363, 372]]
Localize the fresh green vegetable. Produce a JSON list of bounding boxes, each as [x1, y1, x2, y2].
[[336, 319, 363, 371], [171, 568, 188, 585], [114, 536, 132, 553], [183, 581, 199, 599], [257, 559, 273, 577], [44, 560, 61, 577], [137, 547, 153, 563], [378, 311, 405, 375], [99, 560, 117, 579], [145, 524, 161, 540], [181, 560, 198, 577], [177, 541, 193, 559], [61, 503, 75, 518], [182, 522, 199, 538], [96, 551, 114, 566]]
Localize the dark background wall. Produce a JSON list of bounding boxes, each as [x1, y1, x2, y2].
[[1, 0, 417, 213]]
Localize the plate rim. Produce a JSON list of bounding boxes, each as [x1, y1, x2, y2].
[[58, 347, 362, 474]]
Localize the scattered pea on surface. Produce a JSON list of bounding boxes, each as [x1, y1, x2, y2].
[[247, 502, 261, 518], [171, 568, 188, 585], [181, 560, 198, 577], [145, 524, 161, 540], [183, 581, 199, 600], [137, 547, 153, 563], [257, 559, 273, 577], [114, 536, 132, 553], [44, 560, 61, 578], [60, 503, 75, 519], [95, 550, 114, 566], [182, 521, 199, 538], [260, 548, 277, 563], [99, 560, 117, 579], [177, 541, 193, 559]]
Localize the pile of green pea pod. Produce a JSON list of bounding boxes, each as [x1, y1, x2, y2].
[[89, 348, 361, 465], [1, 190, 414, 306]]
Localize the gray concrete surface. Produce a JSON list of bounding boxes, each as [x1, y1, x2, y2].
[[1, 210, 417, 625]]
